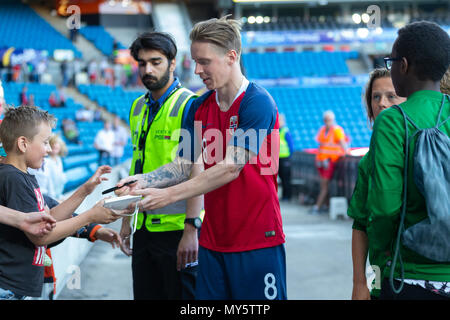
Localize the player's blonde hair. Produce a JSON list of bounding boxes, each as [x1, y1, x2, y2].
[[190, 15, 242, 57]]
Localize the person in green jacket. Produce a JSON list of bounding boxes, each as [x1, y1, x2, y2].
[[348, 68, 406, 300], [367, 21, 450, 300]]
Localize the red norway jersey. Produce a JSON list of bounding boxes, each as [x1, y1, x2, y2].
[[193, 82, 285, 252]]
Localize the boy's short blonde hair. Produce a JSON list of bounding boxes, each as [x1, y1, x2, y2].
[[440, 67, 450, 95], [0, 105, 56, 152], [190, 15, 242, 56], [49, 134, 67, 157]]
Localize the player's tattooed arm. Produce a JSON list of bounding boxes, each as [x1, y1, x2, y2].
[[226, 145, 256, 173], [141, 157, 194, 188]]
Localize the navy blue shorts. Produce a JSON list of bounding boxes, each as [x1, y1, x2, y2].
[[195, 244, 287, 300]]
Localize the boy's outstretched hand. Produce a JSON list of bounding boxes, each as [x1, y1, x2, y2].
[[82, 165, 112, 195]]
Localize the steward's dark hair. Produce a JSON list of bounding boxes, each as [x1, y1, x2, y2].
[[129, 32, 177, 62], [394, 21, 450, 81]]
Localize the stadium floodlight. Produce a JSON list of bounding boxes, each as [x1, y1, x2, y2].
[[248, 16, 256, 24], [361, 13, 370, 24], [352, 13, 361, 24], [256, 16, 264, 24], [263, 16, 271, 23], [374, 27, 383, 35], [356, 28, 369, 39]]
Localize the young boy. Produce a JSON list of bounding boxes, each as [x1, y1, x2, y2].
[[368, 21, 450, 299], [0, 105, 122, 299]]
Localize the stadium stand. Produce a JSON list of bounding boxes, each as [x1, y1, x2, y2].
[[267, 86, 369, 150], [77, 84, 144, 122], [243, 51, 359, 78], [79, 26, 126, 56], [0, 0, 81, 57], [241, 50, 368, 150], [242, 13, 450, 32]]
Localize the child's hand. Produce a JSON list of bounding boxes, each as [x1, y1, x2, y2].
[[94, 227, 122, 249], [83, 165, 112, 195], [87, 200, 121, 224]]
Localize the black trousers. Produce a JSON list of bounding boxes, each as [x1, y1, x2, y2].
[[279, 157, 292, 200], [132, 227, 197, 300], [380, 278, 450, 300]]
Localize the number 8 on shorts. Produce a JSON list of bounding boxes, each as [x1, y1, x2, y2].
[[264, 273, 278, 300]]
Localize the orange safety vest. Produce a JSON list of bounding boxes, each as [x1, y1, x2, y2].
[[316, 125, 346, 162]]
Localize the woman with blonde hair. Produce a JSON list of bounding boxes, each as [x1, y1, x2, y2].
[[31, 134, 68, 201], [348, 68, 406, 300]]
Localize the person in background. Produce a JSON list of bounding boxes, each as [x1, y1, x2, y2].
[[278, 114, 294, 201], [28, 94, 35, 107], [440, 67, 450, 94], [348, 68, 406, 300], [94, 120, 115, 166], [181, 52, 192, 85], [0, 80, 4, 123], [48, 93, 59, 108], [49, 88, 66, 108], [62, 118, 82, 145], [310, 110, 348, 214], [19, 86, 29, 106], [75, 106, 94, 122], [111, 116, 129, 166], [31, 135, 68, 201]]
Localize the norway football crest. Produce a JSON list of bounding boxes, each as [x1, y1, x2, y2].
[[229, 116, 238, 135]]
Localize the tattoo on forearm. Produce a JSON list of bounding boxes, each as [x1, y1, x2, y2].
[[142, 157, 193, 188], [231, 147, 250, 171]]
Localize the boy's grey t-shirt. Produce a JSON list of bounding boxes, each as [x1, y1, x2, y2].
[[0, 163, 46, 297]]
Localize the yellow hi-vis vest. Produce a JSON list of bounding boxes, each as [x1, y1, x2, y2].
[[279, 127, 291, 158], [129, 87, 196, 232]]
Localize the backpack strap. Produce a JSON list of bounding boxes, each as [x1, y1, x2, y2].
[[436, 94, 450, 129], [389, 105, 410, 294]]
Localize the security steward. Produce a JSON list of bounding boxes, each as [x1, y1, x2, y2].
[[119, 32, 202, 300], [278, 114, 294, 201]]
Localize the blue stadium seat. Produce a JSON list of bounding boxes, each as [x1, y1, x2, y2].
[[243, 51, 358, 78], [0, 1, 81, 57], [267, 86, 371, 150], [63, 166, 91, 193], [79, 26, 125, 56], [63, 153, 99, 170]]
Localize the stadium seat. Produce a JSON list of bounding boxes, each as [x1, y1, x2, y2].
[[242, 51, 358, 78], [267, 86, 371, 150], [79, 26, 125, 56], [62, 153, 99, 170], [63, 166, 91, 193], [0, 1, 81, 57]]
